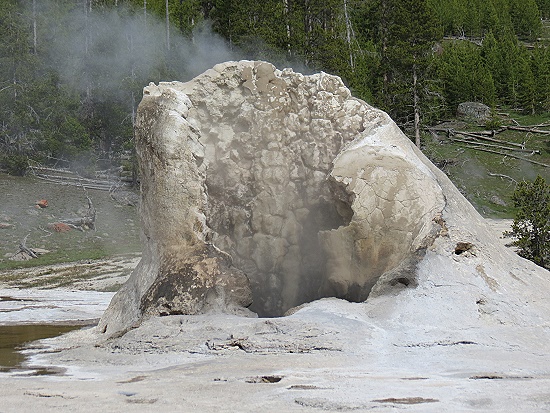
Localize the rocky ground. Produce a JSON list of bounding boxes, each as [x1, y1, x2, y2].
[[2, 219, 549, 413], [4, 299, 549, 413]]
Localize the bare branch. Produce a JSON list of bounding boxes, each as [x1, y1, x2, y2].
[[466, 147, 549, 167], [488, 173, 518, 184]]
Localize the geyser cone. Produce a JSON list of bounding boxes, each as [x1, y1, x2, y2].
[[98, 61, 447, 335]]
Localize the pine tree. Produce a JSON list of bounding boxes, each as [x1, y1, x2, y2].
[[516, 50, 537, 114], [509, 176, 550, 269], [502, 39, 533, 110], [509, 0, 542, 40], [480, 30, 500, 72], [437, 41, 495, 115], [535, 0, 550, 18], [174, 0, 204, 37], [0, 1, 40, 158], [488, 28, 520, 105], [491, 0, 514, 36], [463, 0, 482, 37], [372, 0, 441, 146], [479, 0, 499, 36], [531, 45, 550, 112]]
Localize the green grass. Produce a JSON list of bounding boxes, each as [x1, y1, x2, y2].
[[97, 282, 127, 292], [0, 253, 137, 289], [0, 236, 141, 272], [0, 248, 108, 272], [423, 112, 550, 218], [502, 111, 550, 126]]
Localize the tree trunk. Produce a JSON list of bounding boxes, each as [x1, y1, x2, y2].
[[506, 126, 550, 135], [379, 0, 390, 102], [179, 0, 184, 34], [413, 62, 421, 147], [304, 0, 312, 65], [61, 195, 97, 230], [450, 137, 539, 153], [466, 147, 549, 167], [343, 0, 354, 69], [455, 131, 525, 147], [284, 0, 291, 57], [84, 0, 91, 100], [32, 0, 37, 54], [129, 32, 136, 126], [19, 234, 37, 259], [166, 0, 170, 50]]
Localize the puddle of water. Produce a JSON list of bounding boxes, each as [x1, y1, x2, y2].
[[0, 325, 80, 373]]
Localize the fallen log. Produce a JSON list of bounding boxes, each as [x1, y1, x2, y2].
[[505, 126, 550, 135], [29, 163, 132, 191], [32, 175, 120, 191], [59, 217, 94, 230], [427, 127, 504, 137], [60, 195, 96, 230], [19, 234, 37, 258], [449, 138, 539, 154], [488, 173, 518, 184], [33, 172, 117, 186], [464, 147, 549, 167], [28, 165, 72, 174], [454, 131, 525, 147], [9, 234, 50, 261]]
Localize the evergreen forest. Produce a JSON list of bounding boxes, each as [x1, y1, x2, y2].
[[1, 0, 549, 174]]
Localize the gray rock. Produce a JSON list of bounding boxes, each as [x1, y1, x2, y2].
[[490, 195, 507, 207], [457, 101, 491, 121]]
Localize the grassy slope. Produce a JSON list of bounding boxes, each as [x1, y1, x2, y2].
[[423, 111, 550, 218], [0, 175, 141, 271], [425, 22, 550, 218]]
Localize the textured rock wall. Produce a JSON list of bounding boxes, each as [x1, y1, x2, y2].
[[99, 61, 446, 335], [181, 61, 381, 316], [321, 122, 445, 300]]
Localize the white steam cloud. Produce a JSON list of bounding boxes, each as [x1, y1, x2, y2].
[[34, 2, 239, 99]]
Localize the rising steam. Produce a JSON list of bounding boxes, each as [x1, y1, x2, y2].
[[31, 1, 238, 100]]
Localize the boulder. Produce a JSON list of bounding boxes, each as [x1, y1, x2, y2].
[[457, 101, 491, 121], [98, 61, 549, 337]]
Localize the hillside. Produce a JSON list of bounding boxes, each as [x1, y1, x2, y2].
[[1, 0, 549, 178], [425, 112, 550, 217], [0, 174, 140, 272]]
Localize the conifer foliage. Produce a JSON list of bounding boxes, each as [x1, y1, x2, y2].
[[365, 0, 441, 146], [509, 176, 550, 269], [0, 0, 548, 172]]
